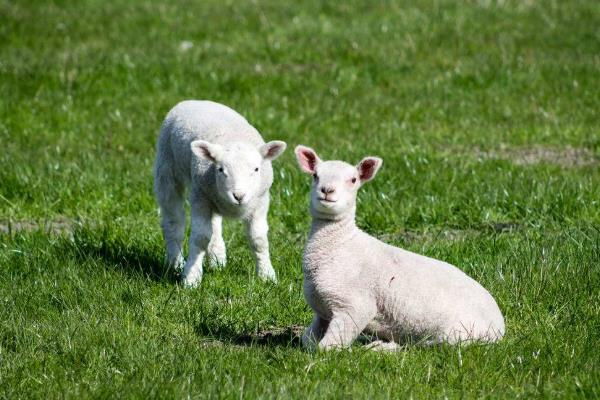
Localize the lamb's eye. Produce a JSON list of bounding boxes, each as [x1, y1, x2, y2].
[[351, 177, 357, 183], [254, 167, 259, 172], [218, 167, 224, 173], [313, 173, 318, 180]]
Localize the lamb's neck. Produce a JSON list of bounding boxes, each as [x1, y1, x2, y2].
[[306, 212, 358, 251]]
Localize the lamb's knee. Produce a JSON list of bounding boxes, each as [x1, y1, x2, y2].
[[247, 220, 269, 251], [190, 231, 211, 250], [189, 204, 212, 251], [161, 214, 185, 236], [183, 223, 210, 287], [154, 165, 181, 200], [208, 236, 226, 252], [249, 234, 269, 253], [157, 188, 185, 238]]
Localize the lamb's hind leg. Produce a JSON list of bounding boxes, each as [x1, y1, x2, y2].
[[154, 167, 186, 271], [207, 213, 226, 270], [302, 315, 330, 352]]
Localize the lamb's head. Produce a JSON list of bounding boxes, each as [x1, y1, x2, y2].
[[191, 140, 286, 206], [295, 145, 382, 220]]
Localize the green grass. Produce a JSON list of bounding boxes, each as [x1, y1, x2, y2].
[[1, 0, 599, 398]]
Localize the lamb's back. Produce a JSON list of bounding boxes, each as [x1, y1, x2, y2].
[[363, 237, 503, 339]]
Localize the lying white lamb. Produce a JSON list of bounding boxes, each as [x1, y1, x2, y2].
[[154, 100, 286, 287], [294, 145, 505, 350]]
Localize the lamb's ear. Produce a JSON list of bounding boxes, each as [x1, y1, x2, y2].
[[295, 145, 321, 174], [191, 140, 224, 163], [260, 140, 287, 161], [357, 156, 383, 183]]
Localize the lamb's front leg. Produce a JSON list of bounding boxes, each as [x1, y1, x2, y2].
[[182, 199, 212, 288], [318, 309, 375, 351], [302, 315, 330, 352], [207, 213, 226, 270], [364, 340, 401, 352], [244, 196, 277, 282]]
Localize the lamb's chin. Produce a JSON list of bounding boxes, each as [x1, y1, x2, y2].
[[311, 205, 342, 219]]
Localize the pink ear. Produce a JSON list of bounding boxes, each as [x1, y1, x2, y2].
[[260, 140, 287, 160], [191, 140, 223, 163], [357, 157, 383, 182], [294, 145, 320, 174]]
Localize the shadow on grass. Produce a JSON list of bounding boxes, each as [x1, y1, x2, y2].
[[68, 227, 179, 283], [195, 323, 304, 348]]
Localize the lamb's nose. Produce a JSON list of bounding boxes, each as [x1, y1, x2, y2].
[[233, 192, 245, 203], [320, 186, 335, 194]]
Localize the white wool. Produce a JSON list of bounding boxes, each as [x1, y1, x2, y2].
[[154, 100, 286, 287], [294, 145, 505, 351]]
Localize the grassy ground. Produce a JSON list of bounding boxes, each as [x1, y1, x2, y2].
[[1, 0, 599, 398]]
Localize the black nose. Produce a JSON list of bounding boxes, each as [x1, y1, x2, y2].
[[233, 192, 245, 203], [320, 186, 335, 194]]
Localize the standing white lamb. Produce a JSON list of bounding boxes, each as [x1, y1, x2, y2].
[[294, 145, 505, 351], [153, 100, 287, 287]]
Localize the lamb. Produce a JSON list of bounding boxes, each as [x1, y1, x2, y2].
[[153, 100, 287, 287], [294, 145, 505, 351]]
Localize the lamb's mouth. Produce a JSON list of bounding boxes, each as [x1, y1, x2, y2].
[[317, 197, 337, 204]]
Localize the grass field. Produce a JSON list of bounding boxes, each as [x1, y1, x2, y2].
[[1, 0, 599, 398]]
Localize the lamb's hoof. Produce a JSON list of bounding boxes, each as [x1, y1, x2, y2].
[[258, 270, 278, 283], [207, 254, 227, 271], [364, 340, 400, 352], [181, 274, 202, 288], [207, 243, 226, 270], [319, 344, 351, 352], [167, 255, 186, 272]]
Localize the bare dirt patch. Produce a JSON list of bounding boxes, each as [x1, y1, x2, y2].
[[379, 223, 522, 245], [0, 216, 74, 237], [199, 325, 305, 349], [379, 228, 478, 245], [476, 145, 597, 167]]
